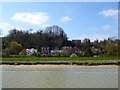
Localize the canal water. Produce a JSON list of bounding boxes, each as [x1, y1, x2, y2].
[[1, 65, 118, 88]]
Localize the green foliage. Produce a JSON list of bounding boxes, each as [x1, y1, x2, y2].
[[2, 41, 9, 49], [32, 52, 41, 57], [36, 52, 41, 57], [105, 43, 118, 56], [10, 41, 22, 55], [2, 48, 11, 57], [19, 49, 26, 55], [59, 52, 70, 57], [93, 49, 100, 56], [51, 53, 60, 57], [80, 52, 86, 57]]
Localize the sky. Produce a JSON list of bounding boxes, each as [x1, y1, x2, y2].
[[0, 2, 118, 41]]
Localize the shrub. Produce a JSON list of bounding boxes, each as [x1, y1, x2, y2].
[[60, 52, 70, 57], [2, 48, 11, 57], [80, 52, 86, 57], [36, 52, 41, 57], [19, 49, 26, 55]]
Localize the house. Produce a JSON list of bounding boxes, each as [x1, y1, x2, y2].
[[73, 46, 81, 53], [26, 48, 37, 56], [41, 47, 50, 54], [50, 50, 64, 54], [62, 46, 72, 52]]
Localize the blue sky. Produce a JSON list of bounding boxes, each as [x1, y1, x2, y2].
[[0, 2, 118, 41]]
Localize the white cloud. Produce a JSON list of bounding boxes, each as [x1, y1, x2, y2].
[[99, 9, 118, 19], [0, 22, 26, 37], [0, 22, 11, 37], [12, 12, 49, 25], [102, 25, 111, 30], [60, 16, 72, 23]]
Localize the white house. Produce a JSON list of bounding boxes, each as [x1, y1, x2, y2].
[[50, 50, 64, 53], [26, 48, 37, 56]]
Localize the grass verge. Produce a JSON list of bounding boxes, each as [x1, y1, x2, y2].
[[1, 57, 119, 66]]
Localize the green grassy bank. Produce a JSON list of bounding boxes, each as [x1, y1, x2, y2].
[[1, 57, 119, 66]]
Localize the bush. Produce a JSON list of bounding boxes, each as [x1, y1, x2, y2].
[[36, 52, 41, 57], [10, 41, 22, 55], [19, 49, 26, 55], [80, 52, 86, 57], [9, 55, 27, 58], [60, 52, 70, 57], [2, 48, 11, 57], [32, 52, 41, 57], [52, 53, 61, 57]]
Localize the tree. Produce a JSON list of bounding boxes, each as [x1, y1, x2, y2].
[[105, 43, 118, 56], [10, 41, 22, 55], [3, 25, 68, 51], [82, 38, 92, 56], [2, 41, 9, 49]]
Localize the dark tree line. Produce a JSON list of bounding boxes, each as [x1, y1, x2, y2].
[[2, 25, 119, 57], [3, 25, 67, 50]]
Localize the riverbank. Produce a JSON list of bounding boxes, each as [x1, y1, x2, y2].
[[1, 64, 118, 71], [1, 60, 119, 66], [1, 57, 119, 66]]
